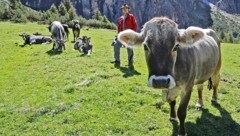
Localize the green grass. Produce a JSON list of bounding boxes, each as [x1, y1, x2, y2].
[[0, 22, 240, 136]]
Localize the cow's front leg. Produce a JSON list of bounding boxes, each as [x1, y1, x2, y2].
[[169, 100, 177, 122], [52, 43, 55, 51], [177, 86, 193, 136], [63, 45, 66, 50], [87, 49, 91, 56], [196, 84, 204, 110]]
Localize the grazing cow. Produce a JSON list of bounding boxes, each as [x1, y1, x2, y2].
[[118, 17, 221, 136], [19, 33, 52, 45], [72, 20, 81, 42], [73, 36, 93, 55], [49, 21, 67, 51]]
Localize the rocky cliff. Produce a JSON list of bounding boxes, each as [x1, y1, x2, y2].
[[20, 0, 240, 29]]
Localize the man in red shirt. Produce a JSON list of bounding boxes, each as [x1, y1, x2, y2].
[[111, 4, 138, 69]]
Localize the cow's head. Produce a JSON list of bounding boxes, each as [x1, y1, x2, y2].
[[74, 37, 83, 50], [52, 39, 65, 51], [74, 23, 80, 29], [118, 17, 205, 89], [82, 36, 91, 47], [19, 33, 30, 44], [72, 20, 80, 24]]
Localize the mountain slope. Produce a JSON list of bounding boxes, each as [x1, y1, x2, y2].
[[20, 0, 240, 32]]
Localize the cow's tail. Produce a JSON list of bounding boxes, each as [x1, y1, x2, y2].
[[207, 78, 213, 91]]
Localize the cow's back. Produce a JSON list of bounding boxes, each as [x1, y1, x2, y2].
[[175, 34, 220, 85], [51, 21, 65, 41], [204, 29, 222, 75], [204, 29, 220, 46], [193, 35, 220, 84]]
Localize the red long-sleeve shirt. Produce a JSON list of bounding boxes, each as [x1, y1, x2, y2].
[[117, 13, 138, 33]]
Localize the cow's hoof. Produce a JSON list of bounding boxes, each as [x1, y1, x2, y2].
[[196, 103, 203, 111], [169, 117, 178, 122], [196, 106, 202, 111], [211, 98, 217, 103]]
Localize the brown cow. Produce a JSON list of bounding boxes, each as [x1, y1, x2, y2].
[[118, 17, 221, 136]]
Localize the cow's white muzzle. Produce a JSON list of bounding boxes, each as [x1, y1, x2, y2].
[[148, 75, 176, 89]]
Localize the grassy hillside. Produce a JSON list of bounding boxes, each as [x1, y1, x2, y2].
[[211, 7, 240, 37], [0, 22, 240, 136]]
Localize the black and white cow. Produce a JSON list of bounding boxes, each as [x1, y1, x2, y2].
[[19, 33, 52, 45], [118, 17, 222, 136], [49, 21, 67, 51], [73, 36, 93, 55]]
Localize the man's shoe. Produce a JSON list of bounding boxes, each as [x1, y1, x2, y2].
[[111, 60, 120, 68], [110, 60, 120, 64]]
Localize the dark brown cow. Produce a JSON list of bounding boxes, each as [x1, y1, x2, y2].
[[72, 20, 81, 42], [118, 17, 221, 136]]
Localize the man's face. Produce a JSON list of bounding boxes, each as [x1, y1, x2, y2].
[[122, 7, 129, 15]]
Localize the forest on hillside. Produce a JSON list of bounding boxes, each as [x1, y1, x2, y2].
[[0, 0, 116, 29]]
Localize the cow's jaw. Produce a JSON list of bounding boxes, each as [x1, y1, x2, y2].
[[148, 75, 176, 89]]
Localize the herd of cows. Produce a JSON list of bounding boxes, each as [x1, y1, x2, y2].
[[19, 20, 93, 55], [18, 17, 224, 136]]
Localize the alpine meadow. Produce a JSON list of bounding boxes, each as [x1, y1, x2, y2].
[[0, 22, 240, 136]]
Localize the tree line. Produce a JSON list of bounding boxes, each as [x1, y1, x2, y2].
[[0, 0, 116, 30], [0, 0, 239, 43]]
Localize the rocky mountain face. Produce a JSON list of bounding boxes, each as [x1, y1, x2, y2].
[[20, 0, 240, 29]]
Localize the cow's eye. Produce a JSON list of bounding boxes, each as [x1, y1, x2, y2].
[[144, 44, 149, 51], [173, 44, 180, 52]]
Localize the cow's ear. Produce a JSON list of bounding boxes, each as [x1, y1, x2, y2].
[[118, 29, 144, 48], [88, 37, 91, 40], [178, 27, 205, 44]]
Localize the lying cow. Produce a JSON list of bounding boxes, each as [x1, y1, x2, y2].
[[49, 21, 67, 51], [73, 36, 93, 55], [72, 20, 81, 42], [118, 17, 221, 136], [19, 33, 52, 45]]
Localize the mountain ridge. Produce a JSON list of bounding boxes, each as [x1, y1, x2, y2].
[[20, 0, 240, 30]]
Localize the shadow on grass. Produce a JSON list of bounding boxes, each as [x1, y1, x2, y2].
[[18, 43, 27, 47], [171, 103, 240, 136], [119, 66, 141, 78], [19, 44, 26, 47], [46, 49, 63, 56], [79, 53, 91, 57]]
